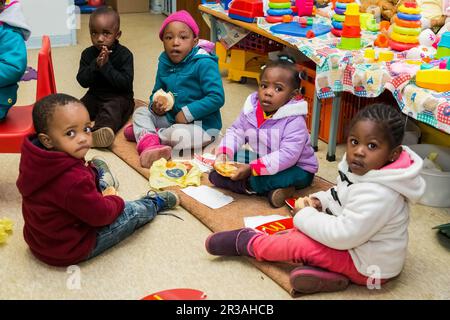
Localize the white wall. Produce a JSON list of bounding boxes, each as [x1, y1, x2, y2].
[[21, 0, 77, 49]]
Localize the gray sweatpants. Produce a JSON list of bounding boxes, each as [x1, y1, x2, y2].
[[132, 106, 216, 152]]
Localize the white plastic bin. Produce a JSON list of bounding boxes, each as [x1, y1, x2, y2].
[[409, 144, 450, 208]]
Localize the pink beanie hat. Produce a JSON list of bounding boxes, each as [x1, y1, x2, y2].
[[159, 10, 199, 40]]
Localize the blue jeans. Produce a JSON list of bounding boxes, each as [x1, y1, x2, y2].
[[85, 162, 159, 260], [86, 197, 158, 260]]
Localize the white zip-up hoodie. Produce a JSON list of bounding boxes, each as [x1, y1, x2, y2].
[[294, 146, 426, 279]]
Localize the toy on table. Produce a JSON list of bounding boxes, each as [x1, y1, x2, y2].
[[201, 0, 233, 10], [337, 3, 362, 50], [228, 0, 264, 22], [213, 161, 238, 177], [388, 1, 421, 51], [270, 19, 331, 37], [435, 31, 450, 57], [153, 89, 175, 112], [296, 0, 314, 16], [364, 48, 394, 62], [416, 68, 450, 91], [265, 0, 294, 23], [75, 0, 104, 14], [331, 0, 354, 37]]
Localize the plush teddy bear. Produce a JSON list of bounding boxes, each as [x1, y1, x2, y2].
[[360, 0, 399, 21]]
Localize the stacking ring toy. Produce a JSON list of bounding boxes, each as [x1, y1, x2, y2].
[[267, 8, 293, 16], [393, 25, 421, 36], [389, 39, 418, 51], [335, 2, 348, 9], [394, 15, 421, 28], [331, 28, 343, 37], [332, 14, 345, 22], [332, 20, 343, 29], [335, 7, 346, 15], [397, 12, 421, 21], [390, 31, 419, 44], [398, 4, 421, 14], [268, 2, 291, 9]]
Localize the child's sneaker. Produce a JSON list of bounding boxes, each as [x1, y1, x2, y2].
[[146, 190, 180, 211], [92, 127, 115, 148], [268, 186, 296, 208], [205, 228, 258, 256], [90, 156, 119, 190], [289, 266, 350, 294], [123, 123, 136, 142]]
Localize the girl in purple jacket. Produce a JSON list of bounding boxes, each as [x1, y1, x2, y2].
[[209, 55, 318, 207]]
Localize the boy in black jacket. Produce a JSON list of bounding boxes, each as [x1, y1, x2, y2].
[[77, 7, 134, 148]]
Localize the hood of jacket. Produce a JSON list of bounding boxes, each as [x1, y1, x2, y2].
[[338, 145, 426, 203], [243, 91, 308, 120], [159, 45, 218, 67], [16, 136, 85, 197], [0, 1, 31, 40]]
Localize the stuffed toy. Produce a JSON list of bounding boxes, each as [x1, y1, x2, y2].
[[414, 0, 447, 30], [360, 0, 384, 22], [378, 0, 400, 21]]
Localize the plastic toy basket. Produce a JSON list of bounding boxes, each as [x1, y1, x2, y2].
[[235, 32, 284, 54]]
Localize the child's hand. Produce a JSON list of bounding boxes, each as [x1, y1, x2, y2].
[[152, 100, 166, 116], [290, 196, 322, 216], [102, 186, 117, 196], [309, 197, 323, 211], [96, 46, 110, 68], [230, 163, 251, 181], [175, 111, 188, 124]]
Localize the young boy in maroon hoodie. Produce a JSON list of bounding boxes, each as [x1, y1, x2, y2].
[[16, 94, 179, 267]]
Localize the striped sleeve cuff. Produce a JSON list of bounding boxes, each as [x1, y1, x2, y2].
[[181, 106, 195, 123]]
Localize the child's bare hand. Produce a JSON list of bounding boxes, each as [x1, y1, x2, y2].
[[152, 100, 166, 115], [102, 186, 117, 196], [230, 163, 251, 181], [96, 46, 110, 68], [175, 111, 188, 124], [309, 197, 323, 211]]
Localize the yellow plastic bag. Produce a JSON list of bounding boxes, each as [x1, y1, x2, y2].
[[149, 159, 202, 190], [0, 218, 13, 244]]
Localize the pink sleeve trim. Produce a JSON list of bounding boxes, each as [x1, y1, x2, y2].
[[215, 146, 234, 159], [250, 159, 269, 176]]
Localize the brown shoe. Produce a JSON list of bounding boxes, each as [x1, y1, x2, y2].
[[92, 127, 115, 148], [268, 186, 296, 208], [290, 266, 349, 294]]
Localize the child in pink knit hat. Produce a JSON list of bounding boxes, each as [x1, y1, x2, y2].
[[126, 10, 224, 169]]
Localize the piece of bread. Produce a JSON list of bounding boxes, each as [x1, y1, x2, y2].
[[213, 162, 238, 177], [294, 196, 312, 209], [153, 89, 175, 111]]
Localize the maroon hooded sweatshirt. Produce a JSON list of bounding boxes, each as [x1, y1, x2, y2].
[[16, 136, 125, 266]]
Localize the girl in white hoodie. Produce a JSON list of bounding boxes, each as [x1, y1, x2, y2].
[[205, 103, 426, 295]]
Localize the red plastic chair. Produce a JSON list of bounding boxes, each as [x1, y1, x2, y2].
[[0, 35, 56, 153]]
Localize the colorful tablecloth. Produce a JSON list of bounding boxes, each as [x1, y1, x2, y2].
[[202, 3, 450, 135]]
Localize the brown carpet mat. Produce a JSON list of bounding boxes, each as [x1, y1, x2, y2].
[[111, 100, 334, 296]]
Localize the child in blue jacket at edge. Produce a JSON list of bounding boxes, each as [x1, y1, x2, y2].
[[16, 94, 180, 266], [0, 0, 30, 121], [124, 10, 225, 169]]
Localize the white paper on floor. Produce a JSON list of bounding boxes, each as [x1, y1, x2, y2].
[[181, 185, 234, 209], [244, 215, 287, 229]]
